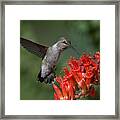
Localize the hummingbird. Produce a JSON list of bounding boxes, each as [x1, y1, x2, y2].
[[20, 37, 71, 84]]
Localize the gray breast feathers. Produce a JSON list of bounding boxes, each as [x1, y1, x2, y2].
[[40, 46, 60, 78]]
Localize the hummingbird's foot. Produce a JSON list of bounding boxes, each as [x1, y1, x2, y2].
[[46, 73, 55, 84]]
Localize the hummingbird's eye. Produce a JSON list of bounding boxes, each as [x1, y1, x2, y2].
[[63, 40, 67, 44]]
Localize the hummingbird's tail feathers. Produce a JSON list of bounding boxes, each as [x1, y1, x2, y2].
[[37, 70, 44, 82], [38, 77, 44, 82], [37, 70, 55, 84], [20, 37, 48, 59]]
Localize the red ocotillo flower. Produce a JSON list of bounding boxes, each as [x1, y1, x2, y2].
[[52, 52, 100, 100]]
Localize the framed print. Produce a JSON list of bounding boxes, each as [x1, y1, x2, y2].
[[0, 0, 119, 119]]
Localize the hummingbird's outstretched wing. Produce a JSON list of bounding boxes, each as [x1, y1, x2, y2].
[[20, 37, 48, 59]]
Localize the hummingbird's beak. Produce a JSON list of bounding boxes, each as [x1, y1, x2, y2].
[[67, 40, 71, 46], [69, 44, 80, 57]]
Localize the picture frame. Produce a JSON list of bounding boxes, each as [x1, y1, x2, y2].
[[0, 0, 119, 119]]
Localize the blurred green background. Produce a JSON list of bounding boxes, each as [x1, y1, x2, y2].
[[20, 20, 100, 100]]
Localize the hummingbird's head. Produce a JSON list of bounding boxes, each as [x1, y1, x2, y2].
[[56, 37, 71, 51]]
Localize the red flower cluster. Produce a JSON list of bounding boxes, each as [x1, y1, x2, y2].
[[52, 52, 100, 100]]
